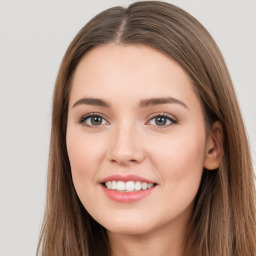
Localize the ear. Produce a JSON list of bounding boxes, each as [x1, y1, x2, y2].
[[204, 121, 224, 170]]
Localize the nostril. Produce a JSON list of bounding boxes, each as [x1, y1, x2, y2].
[[110, 156, 140, 165]]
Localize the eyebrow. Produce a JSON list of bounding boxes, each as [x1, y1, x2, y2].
[[72, 97, 110, 108], [72, 97, 188, 109], [139, 97, 188, 109]]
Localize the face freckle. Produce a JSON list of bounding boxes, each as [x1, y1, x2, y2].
[[66, 43, 208, 237]]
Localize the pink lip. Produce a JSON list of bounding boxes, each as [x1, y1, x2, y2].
[[99, 174, 155, 184], [99, 174, 157, 203], [101, 185, 156, 202]]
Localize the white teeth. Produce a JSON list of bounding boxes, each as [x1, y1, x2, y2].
[[112, 180, 117, 190], [116, 181, 125, 191], [147, 183, 154, 189], [125, 181, 135, 191], [104, 180, 154, 192], [106, 181, 112, 189], [141, 182, 148, 190], [134, 181, 142, 191]]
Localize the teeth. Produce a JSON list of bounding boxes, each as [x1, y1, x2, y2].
[[112, 180, 117, 190], [147, 183, 154, 189], [104, 181, 154, 192], [141, 182, 148, 190], [134, 181, 142, 191], [106, 181, 112, 189], [116, 181, 125, 191], [125, 181, 135, 191]]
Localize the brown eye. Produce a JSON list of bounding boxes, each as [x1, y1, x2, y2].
[[148, 115, 176, 126], [90, 116, 103, 125], [80, 115, 107, 126], [155, 116, 168, 126]]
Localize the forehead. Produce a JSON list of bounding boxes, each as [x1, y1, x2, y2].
[[70, 43, 199, 108]]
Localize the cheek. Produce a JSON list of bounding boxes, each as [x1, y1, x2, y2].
[[152, 132, 205, 167], [66, 128, 106, 205], [144, 132, 206, 223], [149, 129, 206, 195], [67, 134, 89, 173], [66, 129, 104, 174], [66, 129, 106, 213]]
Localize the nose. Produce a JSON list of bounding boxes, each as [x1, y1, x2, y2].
[[107, 123, 145, 165]]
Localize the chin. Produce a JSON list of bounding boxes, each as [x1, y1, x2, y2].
[[105, 223, 153, 236], [96, 214, 161, 236]]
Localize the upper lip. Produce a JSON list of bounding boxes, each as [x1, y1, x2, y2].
[[99, 174, 156, 184]]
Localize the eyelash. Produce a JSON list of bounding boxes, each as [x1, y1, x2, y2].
[[146, 113, 177, 127], [79, 112, 109, 127], [79, 113, 177, 128]]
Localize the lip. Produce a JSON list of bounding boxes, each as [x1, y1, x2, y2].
[[99, 174, 155, 184], [101, 184, 156, 202], [99, 174, 157, 203]]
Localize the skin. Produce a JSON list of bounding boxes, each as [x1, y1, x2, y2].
[[66, 44, 222, 256]]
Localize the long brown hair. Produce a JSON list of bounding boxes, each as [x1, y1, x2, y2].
[[37, 1, 256, 255]]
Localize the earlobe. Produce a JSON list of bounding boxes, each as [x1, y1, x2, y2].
[[204, 121, 224, 170]]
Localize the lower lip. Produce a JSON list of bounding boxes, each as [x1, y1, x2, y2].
[[101, 185, 155, 202]]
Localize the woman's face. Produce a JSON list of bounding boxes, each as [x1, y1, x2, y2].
[[66, 44, 211, 236]]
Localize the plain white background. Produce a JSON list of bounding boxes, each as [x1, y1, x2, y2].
[[0, 1, 255, 255]]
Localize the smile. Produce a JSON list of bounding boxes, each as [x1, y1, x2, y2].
[[100, 174, 157, 202], [104, 180, 155, 192]]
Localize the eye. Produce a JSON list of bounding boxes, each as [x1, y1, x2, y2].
[[147, 114, 177, 127], [79, 114, 108, 127]]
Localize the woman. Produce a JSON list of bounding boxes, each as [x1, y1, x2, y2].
[[37, 1, 256, 256]]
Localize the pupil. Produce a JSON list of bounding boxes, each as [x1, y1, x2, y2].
[[156, 116, 167, 126], [92, 116, 102, 125]]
